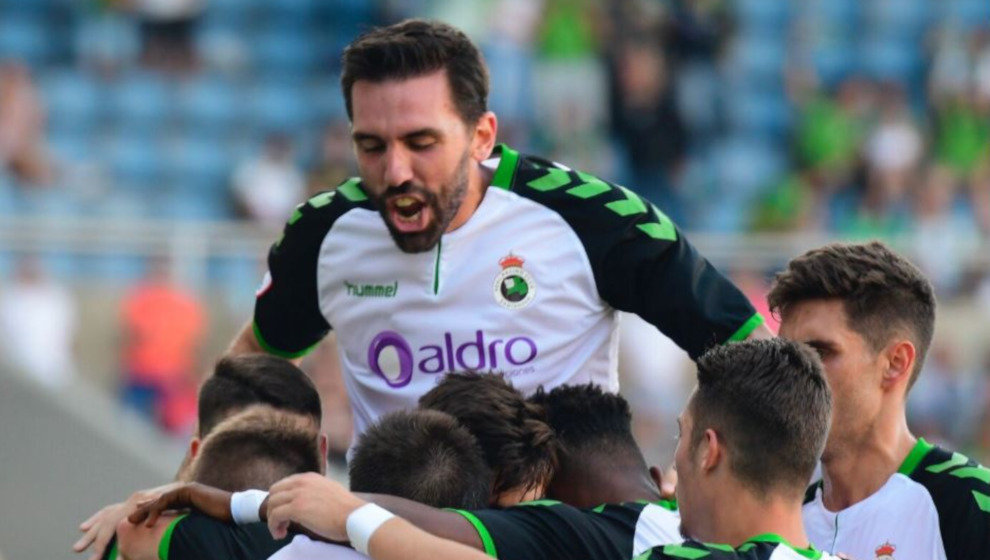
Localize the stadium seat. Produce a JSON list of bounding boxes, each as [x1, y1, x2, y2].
[[105, 133, 166, 190], [727, 37, 786, 86], [940, 0, 990, 28], [107, 73, 174, 135], [166, 136, 235, 195], [734, 0, 792, 35], [862, 36, 922, 81], [41, 70, 106, 134], [0, 16, 50, 67], [309, 76, 347, 123], [866, 0, 931, 40], [176, 77, 243, 133], [252, 30, 316, 78], [247, 82, 311, 132]]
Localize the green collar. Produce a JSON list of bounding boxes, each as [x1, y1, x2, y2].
[[738, 533, 821, 559], [489, 144, 520, 190], [897, 438, 934, 476]]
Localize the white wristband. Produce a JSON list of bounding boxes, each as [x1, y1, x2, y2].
[[345, 503, 395, 555], [230, 489, 269, 525]]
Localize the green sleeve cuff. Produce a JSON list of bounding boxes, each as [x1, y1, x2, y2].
[[726, 313, 766, 343], [447, 509, 498, 558], [252, 322, 321, 359], [157, 514, 189, 560]]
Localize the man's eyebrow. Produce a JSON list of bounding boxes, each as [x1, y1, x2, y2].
[[401, 128, 443, 140], [804, 339, 836, 351], [351, 131, 382, 142]]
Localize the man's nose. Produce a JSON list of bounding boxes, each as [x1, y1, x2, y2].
[[383, 146, 414, 188]]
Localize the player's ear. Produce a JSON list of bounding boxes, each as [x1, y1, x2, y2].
[[699, 429, 722, 473], [470, 111, 497, 162], [319, 433, 329, 475], [188, 437, 201, 460], [881, 339, 916, 392]]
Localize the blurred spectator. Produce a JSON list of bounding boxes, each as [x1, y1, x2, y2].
[[532, 0, 608, 169], [307, 122, 355, 198], [232, 134, 306, 226], [0, 255, 77, 388], [130, 0, 204, 74], [793, 77, 872, 190], [608, 35, 687, 223], [0, 63, 54, 186], [909, 343, 984, 448], [120, 257, 205, 435]]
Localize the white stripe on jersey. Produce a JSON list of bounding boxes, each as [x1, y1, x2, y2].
[[633, 504, 683, 556], [267, 535, 368, 560]]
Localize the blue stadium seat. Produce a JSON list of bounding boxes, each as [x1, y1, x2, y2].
[[862, 36, 922, 81], [940, 0, 990, 28], [811, 42, 858, 87], [156, 187, 232, 220], [166, 136, 235, 194], [309, 76, 346, 122], [42, 70, 105, 134], [108, 73, 174, 134], [252, 30, 316, 78], [247, 82, 310, 132], [0, 16, 50, 66], [728, 37, 786, 86], [798, 0, 860, 25], [48, 129, 97, 166], [867, 0, 931, 39], [726, 90, 792, 140], [176, 77, 242, 133], [734, 0, 792, 35], [105, 133, 166, 189]]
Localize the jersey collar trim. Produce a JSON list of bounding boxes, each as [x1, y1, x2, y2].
[[742, 533, 821, 559], [489, 144, 520, 190], [897, 438, 934, 476]]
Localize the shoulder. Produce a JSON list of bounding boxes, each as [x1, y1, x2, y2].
[[279, 178, 376, 242], [497, 146, 677, 245], [907, 442, 990, 556]]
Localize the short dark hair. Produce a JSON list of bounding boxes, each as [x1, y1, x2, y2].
[[529, 383, 641, 461], [419, 372, 557, 499], [349, 410, 491, 509], [198, 354, 322, 437], [689, 339, 831, 498], [767, 241, 936, 388], [341, 19, 489, 124], [189, 406, 322, 492]]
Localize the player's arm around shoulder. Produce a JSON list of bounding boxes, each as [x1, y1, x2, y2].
[[115, 513, 185, 560]]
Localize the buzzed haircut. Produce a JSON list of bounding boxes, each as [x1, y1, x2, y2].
[[419, 372, 558, 499], [197, 354, 322, 437], [341, 19, 489, 124], [767, 241, 936, 388], [690, 339, 832, 498], [349, 409, 491, 509], [529, 383, 642, 462], [189, 406, 322, 492]]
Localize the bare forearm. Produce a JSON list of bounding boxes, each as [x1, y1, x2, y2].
[[368, 518, 489, 560]]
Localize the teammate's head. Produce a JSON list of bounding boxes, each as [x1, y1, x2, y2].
[[182, 354, 326, 479], [340, 19, 497, 253], [529, 383, 659, 507], [419, 372, 557, 506], [188, 406, 324, 492], [349, 409, 491, 509], [675, 339, 831, 540], [198, 354, 322, 437], [769, 241, 936, 461]]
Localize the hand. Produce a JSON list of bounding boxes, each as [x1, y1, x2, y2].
[[128, 482, 233, 527], [73, 483, 182, 559], [266, 473, 365, 541]]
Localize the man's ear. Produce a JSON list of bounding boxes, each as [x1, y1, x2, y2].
[[189, 437, 201, 460], [319, 434, 329, 475], [470, 111, 498, 162], [699, 429, 722, 473], [882, 339, 916, 392]]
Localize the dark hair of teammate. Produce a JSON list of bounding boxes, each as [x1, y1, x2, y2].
[[340, 19, 489, 125], [529, 383, 659, 507], [419, 372, 558, 501], [767, 241, 936, 389], [349, 409, 492, 509], [690, 338, 832, 498], [198, 354, 322, 437], [189, 406, 323, 492]]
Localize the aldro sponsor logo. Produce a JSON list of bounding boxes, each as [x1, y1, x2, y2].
[[493, 253, 535, 309], [367, 330, 538, 388]]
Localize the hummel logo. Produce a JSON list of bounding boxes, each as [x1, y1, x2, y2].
[[345, 281, 398, 298]]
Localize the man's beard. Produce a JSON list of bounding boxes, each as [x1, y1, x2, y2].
[[375, 150, 471, 254]]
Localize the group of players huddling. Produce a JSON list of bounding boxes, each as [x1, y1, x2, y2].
[[73, 19, 989, 560]]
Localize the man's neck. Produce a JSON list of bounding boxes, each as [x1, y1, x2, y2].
[[820, 414, 916, 511], [554, 458, 662, 507], [698, 489, 808, 549]]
